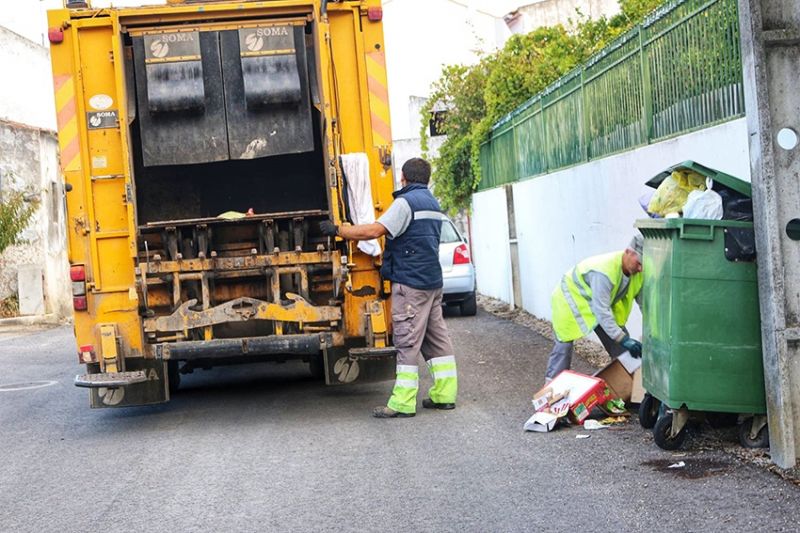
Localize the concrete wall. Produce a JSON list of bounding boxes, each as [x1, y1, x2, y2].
[[0, 122, 70, 317], [506, 0, 621, 33], [471, 186, 513, 303], [470, 118, 752, 338]]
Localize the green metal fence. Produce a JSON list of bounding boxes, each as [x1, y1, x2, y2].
[[478, 0, 744, 191]]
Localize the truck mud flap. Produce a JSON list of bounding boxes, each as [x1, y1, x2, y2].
[[324, 346, 396, 385], [221, 24, 314, 160], [133, 31, 229, 166], [87, 359, 168, 409]]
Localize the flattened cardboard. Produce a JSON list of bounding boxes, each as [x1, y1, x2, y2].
[[524, 411, 559, 432]]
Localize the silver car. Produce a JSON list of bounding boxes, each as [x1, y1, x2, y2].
[[439, 217, 477, 316]]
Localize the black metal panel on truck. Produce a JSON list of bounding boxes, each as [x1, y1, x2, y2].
[[220, 24, 314, 160], [133, 30, 229, 166]]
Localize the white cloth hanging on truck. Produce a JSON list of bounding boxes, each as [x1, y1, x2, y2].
[[340, 153, 382, 257]]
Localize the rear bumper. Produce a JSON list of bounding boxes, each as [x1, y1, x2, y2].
[[159, 333, 332, 361], [443, 264, 475, 295]]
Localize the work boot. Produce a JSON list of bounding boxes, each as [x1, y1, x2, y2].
[[422, 398, 455, 410], [373, 406, 415, 418]]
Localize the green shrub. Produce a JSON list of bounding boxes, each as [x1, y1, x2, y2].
[[0, 189, 37, 255]]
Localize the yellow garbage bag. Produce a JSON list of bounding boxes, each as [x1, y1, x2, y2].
[[647, 169, 706, 216]]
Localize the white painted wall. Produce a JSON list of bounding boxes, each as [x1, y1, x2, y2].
[[0, 27, 57, 132], [470, 186, 513, 303], [471, 118, 752, 339]]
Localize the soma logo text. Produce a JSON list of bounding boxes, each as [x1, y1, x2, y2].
[[255, 26, 290, 38]]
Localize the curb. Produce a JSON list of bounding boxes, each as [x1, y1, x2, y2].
[[0, 314, 65, 327]]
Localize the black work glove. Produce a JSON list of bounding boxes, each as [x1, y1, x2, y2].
[[319, 220, 338, 237], [620, 336, 642, 358]]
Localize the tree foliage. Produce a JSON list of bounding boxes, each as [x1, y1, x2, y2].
[[0, 190, 37, 255], [421, 0, 665, 213]]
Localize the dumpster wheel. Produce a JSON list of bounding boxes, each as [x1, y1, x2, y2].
[[639, 393, 660, 429], [739, 416, 769, 449], [653, 410, 688, 451]]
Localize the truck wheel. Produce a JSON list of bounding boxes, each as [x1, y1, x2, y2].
[[639, 393, 660, 429], [460, 292, 477, 316], [653, 412, 687, 451], [739, 418, 769, 448], [167, 360, 181, 394]]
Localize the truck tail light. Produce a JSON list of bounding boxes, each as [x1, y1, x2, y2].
[[48, 27, 64, 44], [453, 244, 471, 265], [71, 265, 88, 310], [367, 6, 383, 21], [70, 265, 86, 282]]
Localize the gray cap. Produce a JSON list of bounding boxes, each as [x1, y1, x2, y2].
[[628, 234, 643, 258]]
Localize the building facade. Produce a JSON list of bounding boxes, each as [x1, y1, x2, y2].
[[0, 2, 70, 318], [504, 0, 621, 34]]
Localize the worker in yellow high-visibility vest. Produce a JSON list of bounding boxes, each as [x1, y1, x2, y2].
[[545, 235, 644, 382]]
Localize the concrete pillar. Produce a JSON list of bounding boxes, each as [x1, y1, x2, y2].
[[738, 0, 800, 468]]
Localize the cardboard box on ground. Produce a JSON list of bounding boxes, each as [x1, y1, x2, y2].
[[525, 371, 611, 432], [594, 352, 643, 404], [525, 352, 643, 432]]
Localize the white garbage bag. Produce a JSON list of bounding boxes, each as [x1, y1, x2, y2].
[[683, 178, 723, 220]]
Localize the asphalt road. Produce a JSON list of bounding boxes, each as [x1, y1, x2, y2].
[[1, 310, 798, 532]]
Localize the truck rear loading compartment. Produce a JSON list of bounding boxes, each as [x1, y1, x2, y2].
[[127, 18, 326, 226], [160, 333, 331, 360]]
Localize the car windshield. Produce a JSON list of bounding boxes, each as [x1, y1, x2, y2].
[[440, 221, 461, 244]]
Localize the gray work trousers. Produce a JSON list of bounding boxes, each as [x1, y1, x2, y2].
[[544, 326, 627, 380], [392, 283, 455, 365]]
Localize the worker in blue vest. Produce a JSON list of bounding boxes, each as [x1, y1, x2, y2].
[[320, 157, 458, 418]]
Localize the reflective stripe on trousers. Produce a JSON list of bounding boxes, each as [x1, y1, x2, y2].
[[387, 365, 419, 414], [427, 355, 457, 404]]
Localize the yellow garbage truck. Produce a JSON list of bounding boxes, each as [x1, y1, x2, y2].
[[47, 0, 396, 407]]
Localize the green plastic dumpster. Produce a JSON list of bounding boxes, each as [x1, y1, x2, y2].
[[634, 161, 767, 451]]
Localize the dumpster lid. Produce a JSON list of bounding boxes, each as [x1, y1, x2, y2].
[[645, 161, 752, 198]]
